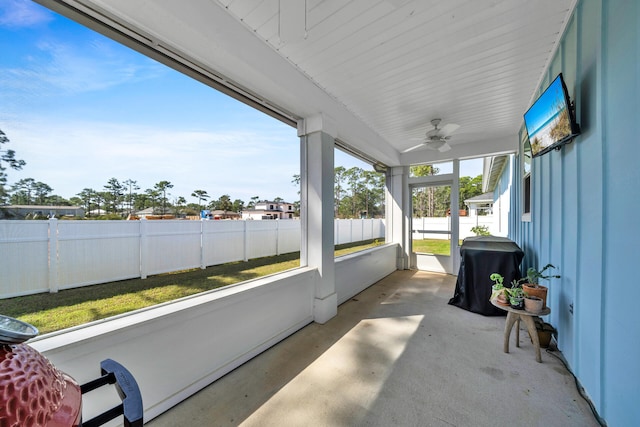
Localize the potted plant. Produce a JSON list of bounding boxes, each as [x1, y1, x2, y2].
[[532, 317, 556, 348], [489, 273, 509, 306], [506, 281, 525, 309], [518, 264, 560, 308]]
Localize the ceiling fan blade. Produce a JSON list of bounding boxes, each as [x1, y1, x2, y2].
[[401, 143, 426, 153], [440, 123, 460, 137], [437, 141, 452, 152]]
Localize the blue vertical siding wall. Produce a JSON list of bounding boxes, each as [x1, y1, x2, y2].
[[509, 1, 639, 425]]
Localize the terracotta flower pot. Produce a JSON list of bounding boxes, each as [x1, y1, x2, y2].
[[496, 294, 510, 306], [524, 295, 544, 314], [523, 284, 548, 308]]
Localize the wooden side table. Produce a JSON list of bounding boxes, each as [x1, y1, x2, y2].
[[490, 299, 551, 362]]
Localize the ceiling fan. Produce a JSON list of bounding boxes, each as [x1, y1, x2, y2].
[[402, 119, 460, 153]]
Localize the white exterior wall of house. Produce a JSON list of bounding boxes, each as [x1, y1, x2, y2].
[[488, 156, 513, 238]]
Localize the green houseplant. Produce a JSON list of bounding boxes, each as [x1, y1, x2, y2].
[[506, 280, 525, 309], [489, 273, 509, 306], [518, 264, 560, 309]]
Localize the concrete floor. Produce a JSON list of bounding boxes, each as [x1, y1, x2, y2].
[[147, 270, 600, 427]]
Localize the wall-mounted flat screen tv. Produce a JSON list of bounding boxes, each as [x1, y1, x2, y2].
[[524, 73, 580, 157]]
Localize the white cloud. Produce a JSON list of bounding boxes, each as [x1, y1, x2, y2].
[[2, 38, 164, 97], [3, 117, 301, 203], [0, 0, 53, 29]]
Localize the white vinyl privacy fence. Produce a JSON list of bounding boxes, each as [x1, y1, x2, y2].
[[0, 218, 385, 299], [411, 216, 495, 240]]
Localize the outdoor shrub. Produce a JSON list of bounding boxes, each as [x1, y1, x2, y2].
[[471, 225, 491, 236]]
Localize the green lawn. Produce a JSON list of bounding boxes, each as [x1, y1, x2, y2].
[[0, 240, 381, 335], [412, 239, 451, 255]]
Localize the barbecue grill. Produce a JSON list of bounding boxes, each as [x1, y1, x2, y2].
[[0, 315, 143, 427]]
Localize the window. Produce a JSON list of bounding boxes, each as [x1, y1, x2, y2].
[[0, 1, 306, 334], [333, 148, 386, 256]]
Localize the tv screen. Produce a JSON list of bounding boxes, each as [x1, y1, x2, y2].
[[524, 73, 580, 157]]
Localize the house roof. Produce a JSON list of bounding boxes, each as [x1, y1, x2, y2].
[[257, 200, 293, 205], [135, 207, 156, 215], [464, 192, 494, 204], [482, 155, 509, 193]]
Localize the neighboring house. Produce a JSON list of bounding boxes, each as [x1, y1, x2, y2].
[[242, 200, 296, 220], [463, 192, 493, 217], [134, 207, 156, 218], [0, 205, 84, 219], [482, 154, 512, 237], [132, 207, 179, 219]]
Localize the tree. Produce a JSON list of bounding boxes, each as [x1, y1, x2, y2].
[[11, 178, 36, 205], [33, 181, 53, 205], [145, 188, 160, 213], [173, 196, 186, 215], [211, 194, 232, 211], [334, 166, 346, 217], [291, 174, 300, 196], [247, 196, 260, 209], [361, 170, 384, 217], [331, 166, 385, 219], [10, 179, 56, 206], [134, 192, 150, 211], [104, 177, 124, 214], [191, 189, 209, 210], [410, 165, 439, 217], [94, 192, 107, 215], [68, 196, 83, 208], [459, 175, 483, 210], [123, 179, 140, 215], [154, 181, 173, 214], [343, 167, 364, 217], [232, 199, 245, 213], [77, 188, 94, 215], [0, 129, 26, 203]]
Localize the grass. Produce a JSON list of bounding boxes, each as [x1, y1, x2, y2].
[[0, 240, 381, 335], [412, 239, 451, 255]]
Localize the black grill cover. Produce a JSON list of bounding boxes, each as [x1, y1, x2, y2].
[[449, 236, 524, 316]]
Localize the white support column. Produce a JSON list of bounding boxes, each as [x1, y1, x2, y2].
[[451, 159, 461, 273], [299, 114, 337, 324], [386, 166, 410, 269]]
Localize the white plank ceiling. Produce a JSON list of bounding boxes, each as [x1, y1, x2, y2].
[[46, 0, 577, 166]]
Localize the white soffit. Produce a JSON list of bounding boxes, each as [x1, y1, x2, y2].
[[42, 0, 577, 167]]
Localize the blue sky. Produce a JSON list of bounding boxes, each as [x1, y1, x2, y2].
[[0, 0, 481, 205]]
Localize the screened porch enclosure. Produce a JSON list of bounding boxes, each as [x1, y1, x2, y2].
[[22, 0, 636, 425]]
